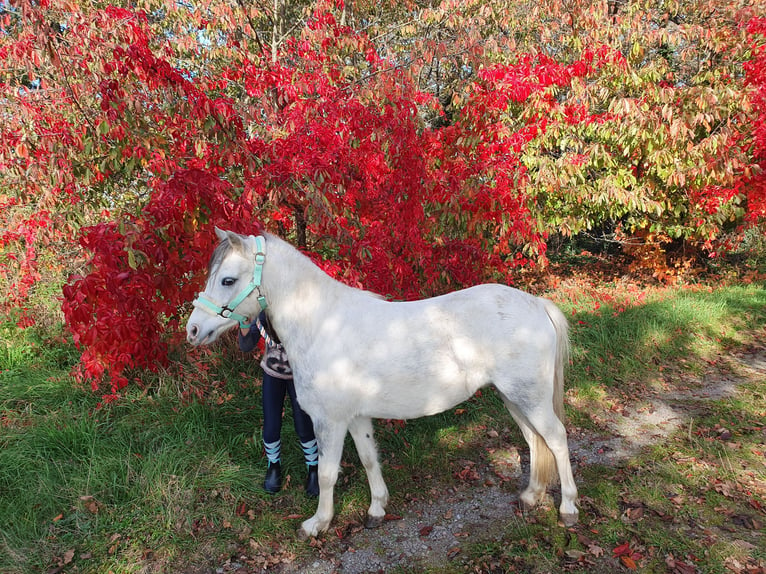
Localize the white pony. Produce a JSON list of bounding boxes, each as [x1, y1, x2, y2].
[[186, 229, 579, 537]]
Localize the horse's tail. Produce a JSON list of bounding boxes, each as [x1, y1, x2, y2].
[[534, 300, 570, 486], [545, 300, 569, 424]]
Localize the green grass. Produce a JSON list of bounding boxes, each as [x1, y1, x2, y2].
[[0, 326, 313, 572], [1, 281, 765, 573], [564, 284, 765, 387]]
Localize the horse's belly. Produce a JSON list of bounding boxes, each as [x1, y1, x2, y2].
[[368, 396, 466, 419], [367, 368, 484, 419]]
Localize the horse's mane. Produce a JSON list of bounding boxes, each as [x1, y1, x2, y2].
[[208, 232, 385, 302]]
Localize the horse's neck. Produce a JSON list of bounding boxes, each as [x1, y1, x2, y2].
[[261, 233, 349, 349]]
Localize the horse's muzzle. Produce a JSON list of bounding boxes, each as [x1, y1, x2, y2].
[[186, 323, 204, 346]]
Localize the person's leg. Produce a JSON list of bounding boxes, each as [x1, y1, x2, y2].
[[261, 373, 287, 493], [286, 379, 319, 496]]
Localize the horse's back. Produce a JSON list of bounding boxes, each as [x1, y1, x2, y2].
[[399, 283, 557, 342]]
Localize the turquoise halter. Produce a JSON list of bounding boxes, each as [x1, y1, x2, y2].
[[192, 235, 268, 328]]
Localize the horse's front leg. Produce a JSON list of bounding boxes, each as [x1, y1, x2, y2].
[[348, 416, 389, 528], [299, 420, 347, 538]]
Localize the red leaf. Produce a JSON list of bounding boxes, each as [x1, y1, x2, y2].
[[613, 542, 632, 557]]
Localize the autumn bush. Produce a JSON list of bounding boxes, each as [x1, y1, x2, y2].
[[1, 0, 765, 391]]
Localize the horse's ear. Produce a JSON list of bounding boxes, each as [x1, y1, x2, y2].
[[228, 232, 247, 251], [215, 227, 231, 242], [215, 227, 245, 251]]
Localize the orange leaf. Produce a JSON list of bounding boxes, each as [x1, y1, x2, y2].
[[15, 142, 29, 159], [620, 556, 637, 569]]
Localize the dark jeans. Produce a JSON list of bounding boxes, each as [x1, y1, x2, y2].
[[262, 372, 315, 445]]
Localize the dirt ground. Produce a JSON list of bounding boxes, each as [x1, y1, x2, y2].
[[210, 343, 766, 574]]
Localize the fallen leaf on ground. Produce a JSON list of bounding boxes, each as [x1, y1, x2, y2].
[[565, 549, 586, 561], [620, 555, 637, 569]]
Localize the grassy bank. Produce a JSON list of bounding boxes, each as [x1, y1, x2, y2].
[[1, 281, 764, 573]]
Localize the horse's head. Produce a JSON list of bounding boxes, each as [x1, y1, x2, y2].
[[186, 228, 266, 346]]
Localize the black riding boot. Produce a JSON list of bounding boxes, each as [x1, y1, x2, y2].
[[264, 461, 281, 494], [305, 465, 319, 497]]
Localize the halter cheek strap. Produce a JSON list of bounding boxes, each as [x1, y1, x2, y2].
[[193, 235, 268, 328]]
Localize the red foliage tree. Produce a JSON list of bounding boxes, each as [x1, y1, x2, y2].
[[61, 170, 258, 390], [56, 7, 560, 390], [2, 1, 764, 391]]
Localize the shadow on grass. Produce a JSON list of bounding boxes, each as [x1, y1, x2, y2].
[[566, 284, 766, 392]]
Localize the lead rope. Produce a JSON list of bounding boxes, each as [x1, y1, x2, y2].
[[255, 317, 280, 350]]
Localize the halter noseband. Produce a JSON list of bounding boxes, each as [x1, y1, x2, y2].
[[192, 235, 268, 328]]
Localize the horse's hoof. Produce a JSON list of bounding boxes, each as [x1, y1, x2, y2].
[[364, 514, 385, 529], [298, 519, 319, 540], [297, 528, 310, 540], [519, 488, 544, 512], [560, 512, 579, 527]]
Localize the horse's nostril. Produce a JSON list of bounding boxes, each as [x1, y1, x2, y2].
[[190, 324, 199, 338]]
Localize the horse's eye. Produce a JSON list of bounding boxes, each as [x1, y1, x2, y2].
[[221, 277, 237, 287]]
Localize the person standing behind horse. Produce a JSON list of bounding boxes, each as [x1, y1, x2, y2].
[[239, 310, 319, 497]]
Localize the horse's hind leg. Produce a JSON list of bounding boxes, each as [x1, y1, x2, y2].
[[504, 399, 579, 526], [529, 410, 578, 525], [504, 404, 549, 509], [300, 420, 347, 538], [348, 417, 389, 528], [514, 418, 545, 507]]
